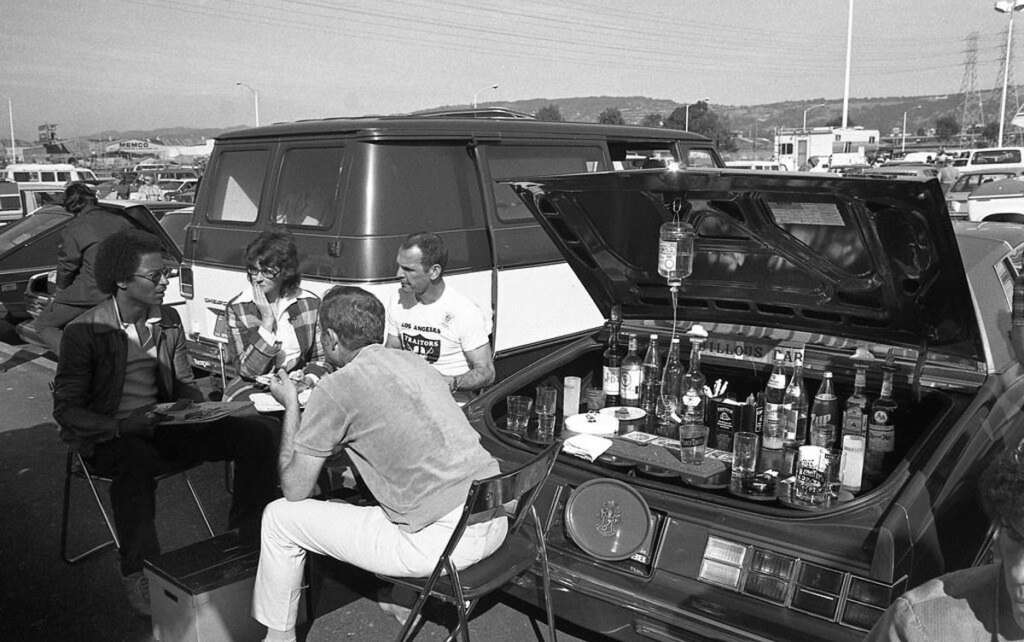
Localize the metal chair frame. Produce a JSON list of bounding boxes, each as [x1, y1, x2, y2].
[[60, 449, 215, 564], [377, 441, 562, 642]]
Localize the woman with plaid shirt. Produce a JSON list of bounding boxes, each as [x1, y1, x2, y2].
[[223, 231, 331, 401]]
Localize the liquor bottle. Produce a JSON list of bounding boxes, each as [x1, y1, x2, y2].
[[841, 361, 870, 440], [680, 336, 707, 422], [601, 308, 624, 407], [657, 337, 683, 437], [762, 354, 787, 449], [782, 361, 808, 449], [619, 333, 643, 407], [865, 361, 898, 483], [678, 403, 708, 465], [640, 335, 661, 426], [809, 371, 839, 449]]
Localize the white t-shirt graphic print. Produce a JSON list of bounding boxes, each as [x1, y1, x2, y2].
[[386, 285, 492, 377]]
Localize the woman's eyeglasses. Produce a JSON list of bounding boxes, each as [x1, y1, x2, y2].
[[132, 268, 175, 285], [246, 265, 281, 278]]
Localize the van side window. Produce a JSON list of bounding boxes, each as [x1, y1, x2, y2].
[[13, 172, 31, 182], [40, 172, 56, 182], [273, 147, 344, 227], [205, 149, 269, 223], [607, 142, 677, 170], [344, 143, 483, 234], [487, 146, 605, 222], [684, 149, 717, 167], [56, 172, 70, 181]]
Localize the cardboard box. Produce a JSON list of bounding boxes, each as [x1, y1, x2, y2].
[[706, 398, 757, 451], [145, 532, 276, 642]]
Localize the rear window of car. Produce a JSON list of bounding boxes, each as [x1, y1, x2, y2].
[[0, 195, 20, 212], [954, 173, 1015, 192], [342, 142, 484, 235], [685, 149, 718, 168], [0, 210, 69, 253], [205, 149, 269, 223], [487, 145, 606, 222], [973, 149, 1022, 165], [272, 146, 345, 228]]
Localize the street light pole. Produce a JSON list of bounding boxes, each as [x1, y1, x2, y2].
[[995, 1, 1024, 146], [901, 111, 908, 154], [802, 103, 826, 130], [7, 98, 15, 164], [235, 82, 260, 127], [472, 84, 498, 109]]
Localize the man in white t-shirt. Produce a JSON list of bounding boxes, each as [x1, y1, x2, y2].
[[385, 232, 494, 394]]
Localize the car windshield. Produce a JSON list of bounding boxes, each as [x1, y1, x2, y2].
[[0, 210, 70, 254]]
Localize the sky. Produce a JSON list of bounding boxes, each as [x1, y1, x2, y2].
[[2, 0, 1021, 138]]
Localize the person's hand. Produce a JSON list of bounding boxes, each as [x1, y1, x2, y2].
[[119, 408, 159, 439], [268, 368, 299, 409], [252, 283, 275, 332]]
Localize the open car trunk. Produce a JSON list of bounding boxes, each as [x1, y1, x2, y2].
[[462, 169, 1012, 639]]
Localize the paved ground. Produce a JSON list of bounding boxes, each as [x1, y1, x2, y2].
[[0, 338, 599, 642]]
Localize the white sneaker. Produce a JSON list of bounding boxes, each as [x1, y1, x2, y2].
[[122, 571, 151, 617]]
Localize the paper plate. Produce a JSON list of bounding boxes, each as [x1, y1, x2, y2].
[[564, 478, 651, 561], [599, 406, 646, 422], [564, 412, 618, 436]]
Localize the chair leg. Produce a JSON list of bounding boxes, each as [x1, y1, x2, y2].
[[182, 470, 215, 537], [534, 515, 558, 642], [444, 598, 479, 642], [395, 584, 433, 642], [61, 452, 118, 564]]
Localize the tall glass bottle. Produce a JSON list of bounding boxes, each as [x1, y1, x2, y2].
[[657, 337, 683, 437], [865, 363, 898, 484], [763, 354, 787, 449], [602, 308, 624, 407], [841, 362, 870, 440], [680, 336, 707, 422], [782, 361, 808, 448], [619, 333, 643, 407], [640, 334, 661, 428], [809, 371, 839, 449]]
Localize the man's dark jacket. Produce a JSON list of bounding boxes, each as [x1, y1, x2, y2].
[[52, 298, 203, 456]]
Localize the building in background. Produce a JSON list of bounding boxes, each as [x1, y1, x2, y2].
[[775, 126, 880, 171]]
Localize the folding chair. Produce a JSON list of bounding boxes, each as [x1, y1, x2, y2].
[[376, 441, 562, 642], [60, 448, 215, 564]]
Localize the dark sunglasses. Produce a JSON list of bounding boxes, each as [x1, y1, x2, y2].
[[132, 267, 176, 285]]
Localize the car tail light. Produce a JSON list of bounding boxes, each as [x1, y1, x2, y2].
[[179, 264, 194, 299]]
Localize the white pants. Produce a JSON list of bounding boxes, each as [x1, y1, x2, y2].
[[252, 497, 508, 632]]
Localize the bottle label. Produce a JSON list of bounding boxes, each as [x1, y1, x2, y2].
[[658, 239, 677, 275], [679, 432, 706, 449], [620, 367, 642, 401], [842, 407, 866, 436], [603, 366, 620, 396], [868, 416, 895, 453], [768, 373, 786, 389]]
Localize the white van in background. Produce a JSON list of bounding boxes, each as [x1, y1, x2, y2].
[[1, 164, 98, 186], [725, 160, 788, 171]]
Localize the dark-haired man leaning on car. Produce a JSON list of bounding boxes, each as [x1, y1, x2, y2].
[[52, 228, 279, 617]]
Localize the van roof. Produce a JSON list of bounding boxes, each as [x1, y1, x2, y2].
[[216, 115, 713, 143]]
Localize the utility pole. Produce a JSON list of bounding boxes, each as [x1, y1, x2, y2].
[[841, 0, 854, 129]]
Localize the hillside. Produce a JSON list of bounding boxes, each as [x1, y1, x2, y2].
[[78, 92, 1013, 144]]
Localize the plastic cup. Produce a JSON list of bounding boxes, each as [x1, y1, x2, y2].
[[730, 431, 759, 493], [535, 385, 557, 416], [506, 396, 533, 437], [563, 376, 582, 418]]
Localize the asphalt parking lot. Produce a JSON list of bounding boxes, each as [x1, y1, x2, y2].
[[0, 338, 596, 642]]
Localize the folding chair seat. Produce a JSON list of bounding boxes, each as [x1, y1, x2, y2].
[[376, 441, 562, 642], [60, 448, 215, 564]]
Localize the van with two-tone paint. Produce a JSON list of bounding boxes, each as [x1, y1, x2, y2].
[[177, 110, 724, 381]]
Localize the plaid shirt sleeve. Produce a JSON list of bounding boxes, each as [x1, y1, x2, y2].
[[288, 295, 332, 378], [225, 299, 280, 380]]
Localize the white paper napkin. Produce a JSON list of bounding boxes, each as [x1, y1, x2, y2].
[[563, 434, 614, 462]]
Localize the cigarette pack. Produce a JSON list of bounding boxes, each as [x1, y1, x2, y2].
[[706, 397, 757, 452]]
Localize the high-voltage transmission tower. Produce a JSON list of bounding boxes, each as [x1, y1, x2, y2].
[[958, 32, 986, 145]]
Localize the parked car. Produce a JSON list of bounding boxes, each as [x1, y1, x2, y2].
[[458, 169, 1024, 641], [0, 200, 186, 323], [859, 163, 939, 180], [964, 176, 1024, 223], [178, 111, 725, 381], [156, 178, 199, 201], [946, 168, 1024, 218]]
